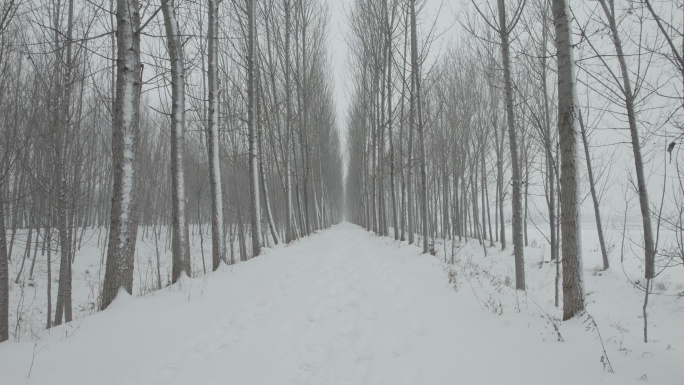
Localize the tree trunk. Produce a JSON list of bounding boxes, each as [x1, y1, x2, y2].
[[14, 226, 31, 284], [553, 0, 585, 320], [578, 111, 609, 270], [42, 227, 51, 330], [598, 0, 655, 279], [0, 192, 8, 342], [29, 219, 40, 280], [442, 167, 450, 240], [54, 0, 76, 326], [208, 0, 225, 270], [489, 82, 505, 248], [481, 146, 490, 245], [410, 0, 428, 254], [399, 2, 409, 242], [497, 0, 525, 290], [258, 95, 280, 245], [247, 0, 262, 257], [163, 0, 191, 283], [379, 78, 387, 237], [388, 35, 398, 240], [538, 10, 558, 263], [101, 0, 142, 310], [284, 0, 294, 243]]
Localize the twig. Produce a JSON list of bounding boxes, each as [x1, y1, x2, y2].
[[584, 311, 614, 373]]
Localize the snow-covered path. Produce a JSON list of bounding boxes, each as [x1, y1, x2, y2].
[[0, 223, 643, 384]]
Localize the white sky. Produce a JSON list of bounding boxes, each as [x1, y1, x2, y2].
[[326, 0, 350, 150]]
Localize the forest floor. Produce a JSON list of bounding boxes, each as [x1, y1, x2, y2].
[[0, 222, 683, 384]]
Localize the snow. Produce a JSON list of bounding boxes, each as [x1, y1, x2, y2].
[[1, 222, 682, 384]]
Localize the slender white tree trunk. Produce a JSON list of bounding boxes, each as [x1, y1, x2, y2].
[[409, 0, 428, 254], [162, 0, 191, 282], [386, 1, 398, 241], [248, 0, 262, 256], [54, 0, 75, 326], [0, 192, 8, 342], [284, 0, 294, 243], [257, 95, 280, 245], [208, 0, 225, 270]]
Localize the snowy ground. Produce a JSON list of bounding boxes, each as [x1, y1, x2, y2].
[[1, 222, 682, 384], [5, 224, 222, 340]]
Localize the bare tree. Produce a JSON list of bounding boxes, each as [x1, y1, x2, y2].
[[552, 0, 584, 320], [101, 0, 142, 310], [495, 0, 526, 290], [595, 0, 655, 280], [162, 0, 191, 282], [208, 0, 226, 270], [0, 0, 21, 343], [284, 0, 295, 243], [0, 196, 7, 341], [53, 0, 76, 326], [579, 110, 609, 270], [409, 0, 429, 254], [248, 0, 263, 256]]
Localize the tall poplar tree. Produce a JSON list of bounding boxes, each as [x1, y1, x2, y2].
[[101, 0, 142, 310]]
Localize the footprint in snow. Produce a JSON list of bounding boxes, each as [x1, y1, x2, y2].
[[306, 308, 322, 323], [387, 336, 409, 357], [408, 317, 428, 337]]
